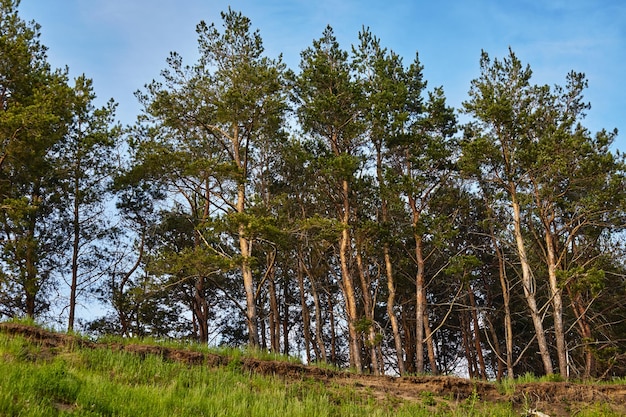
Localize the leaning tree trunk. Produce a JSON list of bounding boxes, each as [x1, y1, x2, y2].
[[338, 178, 363, 372], [544, 223, 568, 379], [511, 190, 554, 375]]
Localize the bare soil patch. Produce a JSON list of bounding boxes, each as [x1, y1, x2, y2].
[[2, 322, 624, 416]]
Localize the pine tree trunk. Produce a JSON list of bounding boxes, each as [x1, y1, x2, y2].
[[339, 178, 362, 372], [461, 310, 476, 378], [69, 180, 80, 332], [491, 227, 514, 378], [414, 233, 426, 373], [232, 124, 258, 347], [239, 221, 259, 347], [468, 286, 487, 380], [259, 302, 267, 350], [268, 270, 280, 353], [384, 242, 405, 375], [567, 286, 594, 379], [194, 277, 209, 343], [376, 142, 405, 374], [310, 276, 327, 362], [402, 307, 416, 374], [328, 291, 338, 365], [422, 291, 438, 375], [406, 156, 434, 374], [511, 192, 553, 375], [282, 277, 290, 356], [24, 210, 38, 319], [355, 240, 380, 375], [487, 315, 506, 381], [297, 255, 313, 363], [545, 229, 568, 378]]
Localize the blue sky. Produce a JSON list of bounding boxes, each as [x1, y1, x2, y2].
[[19, 0, 626, 151]]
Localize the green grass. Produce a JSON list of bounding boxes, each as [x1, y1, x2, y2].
[[0, 328, 621, 417], [514, 371, 566, 383], [0, 331, 517, 417], [496, 371, 626, 391], [95, 333, 303, 365]]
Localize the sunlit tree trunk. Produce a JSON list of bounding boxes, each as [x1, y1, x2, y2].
[[414, 232, 426, 373], [232, 122, 259, 347], [338, 179, 362, 371], [511, 191, 553, 375], [530, 174, 569, 378], [544, 227, 568, 378]]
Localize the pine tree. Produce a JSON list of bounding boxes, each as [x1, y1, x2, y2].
[[0, 0, 72, 318]]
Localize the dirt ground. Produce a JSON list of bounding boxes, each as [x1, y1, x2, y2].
[[2, 322, 625, 416]]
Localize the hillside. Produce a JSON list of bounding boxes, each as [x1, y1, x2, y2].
[[1, 322, 624, 416]]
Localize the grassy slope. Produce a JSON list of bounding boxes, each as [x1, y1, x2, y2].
[[0, 324, 623, 417]]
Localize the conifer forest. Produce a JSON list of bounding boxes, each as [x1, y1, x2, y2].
[[1, 1, 625, 380]]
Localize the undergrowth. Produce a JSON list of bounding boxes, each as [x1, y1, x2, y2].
[[0, 325, 622, 417], [0, 331, 520, 417], [96, 333, 303, 365]]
